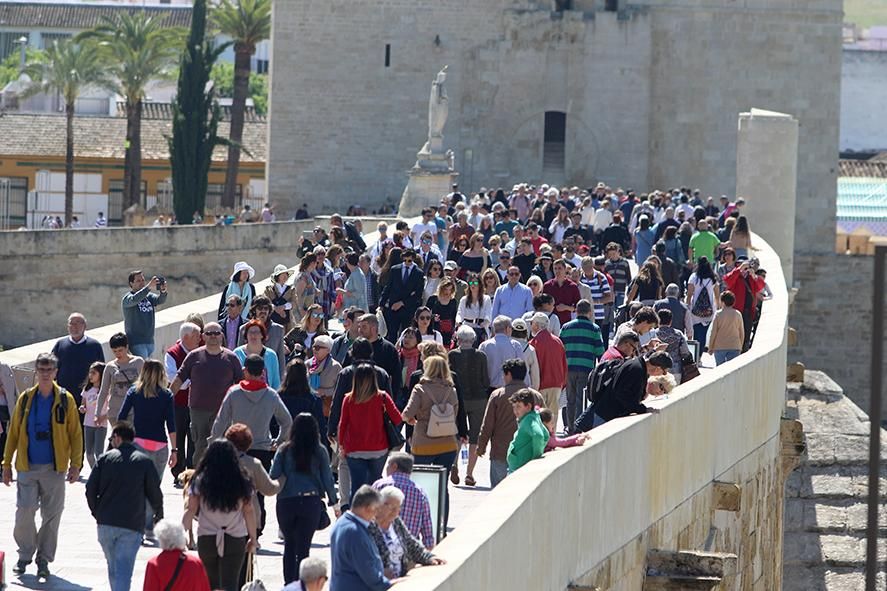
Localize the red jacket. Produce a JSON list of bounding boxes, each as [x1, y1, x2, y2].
[[530, 329, 568, 390], [723, 267, 765, 320], [166, 341, 190, 407], [338, 391, 402, 455], [143, 550, 210, 591]]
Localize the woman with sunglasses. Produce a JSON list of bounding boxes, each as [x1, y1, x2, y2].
[[481, 268, 500, 299], [284, 304, 328, 360], [423, 260, 443, 304], [410, 306, 443, 345], [426, 278, 458, 347], [457, 272, 492, 343], [458, 233, 489, 280]]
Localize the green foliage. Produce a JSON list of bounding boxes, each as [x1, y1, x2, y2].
[[0, 47, 44, 88], [211, 0, 272, 51], [168, 0, 231, 224], [22, 40, 107, 104], [210, 61, 267, 115]]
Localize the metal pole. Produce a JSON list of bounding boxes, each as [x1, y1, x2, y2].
[[866, 243, 885, 591]]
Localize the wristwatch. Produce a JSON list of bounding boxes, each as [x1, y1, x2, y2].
[[170, 448, 179, 452]]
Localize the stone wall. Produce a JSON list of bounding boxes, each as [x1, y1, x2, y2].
[[0, 219, 321, 349], [268, 0, 842, 257], [790, 252, 887, 422], [841, 50, 887, 153]]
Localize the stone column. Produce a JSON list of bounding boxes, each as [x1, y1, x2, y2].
[[736, 109, 799, 287]]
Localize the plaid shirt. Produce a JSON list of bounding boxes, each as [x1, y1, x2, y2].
[[373, 472, 435, 548]]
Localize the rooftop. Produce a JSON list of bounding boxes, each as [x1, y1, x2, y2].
[[0, 1, 191, 29], [0, 111, 266, 163]]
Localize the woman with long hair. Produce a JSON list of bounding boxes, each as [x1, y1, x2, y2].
[[627, 260, 664, 305], [278, 359, 325, 432], [379, 246, 403, 288], [457, 272, 492, 340], [632, 215, 655, 265], [183, 440, 257, 591], [662, 225, 686, 267], [481, 267, 500, 298], [233, 320, 281, 389], [423, 260, 444, 304], [729, 215, 753, 258], [270, 413, 337, 585], [458, 233, 489, 278], [447, 236, 469, 263], [293, 253, 319, 321], [531, 253, 555, 282], [402, 355, 461, 527], [686, 256, 721, 344], [548, 206, 571, 245], [426, 278, 458, 347], [284, 303, 329, 358], [412, 306, 444, 345], [397, 328, 422, 404], [338, 364, 402, 499]]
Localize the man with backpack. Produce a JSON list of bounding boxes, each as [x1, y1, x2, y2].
[[572, 350, 673, 432], [2, 353, 83, 579], [559, 300, 606, 429]]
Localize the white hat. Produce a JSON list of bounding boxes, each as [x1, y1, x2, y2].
[[231, 261, 256, 281], [272, 264, 289, 280]]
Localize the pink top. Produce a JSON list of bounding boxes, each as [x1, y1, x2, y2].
[[545, 431, 585, 452]]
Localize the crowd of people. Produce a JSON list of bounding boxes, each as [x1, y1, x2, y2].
[[0, 182, 770, 591]]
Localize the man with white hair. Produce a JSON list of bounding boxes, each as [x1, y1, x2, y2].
[[282, 556, 328, 591], [448, 326, 491, 487], [528, 312, 567, 418], [372, 451, 435, 548], [144, 519, 211, 590], [654, 284, 692, 338], [478, 316, 525, 389], [51, 313, 105, 416], [164, 322, 202, 482]]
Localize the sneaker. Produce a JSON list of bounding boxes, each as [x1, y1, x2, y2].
[[36, 559, 49, 578], [12, 560, 28, 575]]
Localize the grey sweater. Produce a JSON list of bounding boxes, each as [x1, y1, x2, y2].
[[122, 286, 167, 346], [210, 384, 293, 450]]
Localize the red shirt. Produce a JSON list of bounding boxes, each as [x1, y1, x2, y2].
[[143, 550, 211, 591], [339, 391, 402, 454], [543, 277, 581, 325], [530, 235, 549, 256], [529, 329, 567, 390]]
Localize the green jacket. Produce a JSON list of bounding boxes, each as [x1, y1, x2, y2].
[[507, 410, 548, 473], [2, 383, 83, 473]]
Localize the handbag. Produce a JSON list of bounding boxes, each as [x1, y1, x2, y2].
[[382, 398, 405, 451], [680, 353, 701, 383], [241, 552, 267, 591]]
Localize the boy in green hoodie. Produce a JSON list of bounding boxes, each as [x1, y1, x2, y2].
[[506, 389, 549, 473]]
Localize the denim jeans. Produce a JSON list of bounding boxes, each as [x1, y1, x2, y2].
[[129, 343, 154, 359], [134, 443, 168, 532], [714, 350, 741, 365], [490, 459, 508, 489], [413, 450, 457, 529], [692, 322, 710, 346], [345, 454, 388, 500], [97, 524, 143, 591]]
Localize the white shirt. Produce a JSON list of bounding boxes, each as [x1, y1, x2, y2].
[[676, 203, 695, 220], [411, 221, 438, 243], [456, 295, 492, 329], [592, 208, 613, 233]]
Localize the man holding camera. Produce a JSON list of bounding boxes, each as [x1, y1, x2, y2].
[[2, 352, 83, 579], [122, 270, 168, 358]]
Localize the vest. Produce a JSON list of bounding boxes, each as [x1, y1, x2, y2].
[[167, 341, 190, 407]]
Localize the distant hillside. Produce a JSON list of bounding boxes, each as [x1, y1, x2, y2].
[[845, 0, 887, 28]]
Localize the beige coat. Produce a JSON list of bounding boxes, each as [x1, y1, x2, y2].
[[264, 283, 298, 333], [238, 452, 282, 519], [402, 377, 459, 456]]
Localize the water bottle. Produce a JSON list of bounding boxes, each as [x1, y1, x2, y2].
[[460, 445, 469, 465]]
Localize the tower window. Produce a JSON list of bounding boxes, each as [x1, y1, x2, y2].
[[385, 44, 391, 67]]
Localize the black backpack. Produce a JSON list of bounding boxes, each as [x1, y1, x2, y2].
[[691, 280, 714, 319], [584, 358, 626, 404]]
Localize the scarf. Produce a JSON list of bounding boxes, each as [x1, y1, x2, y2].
[[308, 355, 329, 391], [400, 347, 421, 386], [239, 379, 267, 391]]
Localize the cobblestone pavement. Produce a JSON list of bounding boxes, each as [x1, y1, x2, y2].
[[0, 452, 494, 591]]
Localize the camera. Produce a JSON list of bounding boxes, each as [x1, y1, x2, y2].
[[156, 276, 166, 286], [36, 430, 50, 441]]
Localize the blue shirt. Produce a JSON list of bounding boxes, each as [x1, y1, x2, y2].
[[491, 282, 534, 321], [27, 392, 54, 465], [478, 334, 525, 388]]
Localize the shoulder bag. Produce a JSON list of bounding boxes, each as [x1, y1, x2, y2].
[[382, 395, 405, 450], [163, 552, 186, 591]]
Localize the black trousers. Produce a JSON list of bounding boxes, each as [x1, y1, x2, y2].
[[171, 405, 194, 479], [277, 496, 323, 584], [246, 449, 275, 535]]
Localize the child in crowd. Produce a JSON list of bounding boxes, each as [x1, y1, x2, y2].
[[79, 361, 107, 469], [539, 408, 589, 452]]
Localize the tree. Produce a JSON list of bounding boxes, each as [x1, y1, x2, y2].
[[211, 0, 271, 209], [77, 14, 182, 211], [168, 0, 230, 224], [0, 47, 45, 88], [22, 41, 107, 226], [209, 61, 267, 115]]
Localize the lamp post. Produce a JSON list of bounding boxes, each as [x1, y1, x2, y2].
[[866, 238, 886, 591]]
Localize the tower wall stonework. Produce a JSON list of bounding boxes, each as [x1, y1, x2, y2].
[[268, 0, 842, 256]]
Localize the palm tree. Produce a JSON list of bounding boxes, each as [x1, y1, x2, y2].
[[77, 14, 182, 211], [211, 0, 271, 209], [22, 41, 107, 226]]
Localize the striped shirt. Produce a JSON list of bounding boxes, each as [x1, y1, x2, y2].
[[604, 257, 632, 294], [581, 272, 611, 322], [559, 317, 605, 374]]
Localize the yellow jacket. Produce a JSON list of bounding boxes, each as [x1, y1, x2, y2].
[[2, 382, 83, 473]]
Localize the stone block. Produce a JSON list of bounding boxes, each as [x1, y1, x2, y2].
[[787, 362, 806, 382], [713, 481, 742, 512]]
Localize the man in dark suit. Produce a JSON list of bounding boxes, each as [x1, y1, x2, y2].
[[380, 248, 424, 340], [416, 231, 442, 273]]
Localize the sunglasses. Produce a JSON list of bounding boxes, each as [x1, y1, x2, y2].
[[226, 303, 240, 307], [418, 315, 432, 320], [507, 272, 520, 276], [311, 312, 325, 319], [204, 331, 222, 336], [312, 344, 328, 350], [468, 281, 479, 286]]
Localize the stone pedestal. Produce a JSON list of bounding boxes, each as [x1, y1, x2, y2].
[[735, 108, 799, 287], [399, 147, 458, 217]]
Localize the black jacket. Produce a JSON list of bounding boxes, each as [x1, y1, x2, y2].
[[593, 357, 650, 421], [380, 264, 424, 311], [344, 338, 402, 403], [85, 442, 163, 532]]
